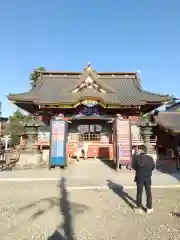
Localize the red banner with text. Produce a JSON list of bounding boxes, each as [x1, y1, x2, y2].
[[115, 118, 132, 165]]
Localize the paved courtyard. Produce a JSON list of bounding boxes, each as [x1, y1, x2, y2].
[[0, 181, 180, 240], [0, 160, 180, 188]]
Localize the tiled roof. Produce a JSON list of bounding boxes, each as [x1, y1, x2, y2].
[[154, 112, 180, 133], [8, 65, 170, 106], [166, 101, 180, 112]]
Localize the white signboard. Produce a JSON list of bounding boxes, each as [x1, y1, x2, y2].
[[131, 125, 142, 145]]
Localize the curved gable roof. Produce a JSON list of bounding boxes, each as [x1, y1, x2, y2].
[[8, 65, 171, 106]]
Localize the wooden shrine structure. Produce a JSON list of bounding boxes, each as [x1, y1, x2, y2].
[[8, 64, 171, 165]]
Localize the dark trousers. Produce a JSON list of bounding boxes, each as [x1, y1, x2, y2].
[[176, 155, 180, 172], [136, 180, 152, 209]]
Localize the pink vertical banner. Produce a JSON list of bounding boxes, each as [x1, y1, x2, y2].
[[116, 118, 132, 166]]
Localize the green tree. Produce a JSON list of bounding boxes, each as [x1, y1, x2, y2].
[[4, 109, 30, 145], [30, 66, 46, 87], [9, 109, 29, 122]]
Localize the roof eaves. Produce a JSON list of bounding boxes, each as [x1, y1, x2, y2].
[[143, 90, 170, 98], [141, 91, 171, 103], [8, 74, 44, 101], [159, 124, 180, 134], [41, 71, 137, 76], [42, 71, 81, 76], [97, 72, 137, 76], [154, 112, 180, 133], [8, 93, 32, 101]]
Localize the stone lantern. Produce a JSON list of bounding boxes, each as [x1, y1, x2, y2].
[[140, 118, 157, 160], [24, 117, 41, 152], [0, 139, 4, 156]]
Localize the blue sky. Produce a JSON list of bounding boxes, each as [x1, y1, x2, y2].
[[0, 0, 180, 117]]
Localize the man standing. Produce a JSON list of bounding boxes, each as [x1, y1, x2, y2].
[[132, 146, 155, 214]]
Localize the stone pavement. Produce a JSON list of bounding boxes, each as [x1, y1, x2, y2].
[[0, 181, 180, 239], [0, 160, 180, 188]]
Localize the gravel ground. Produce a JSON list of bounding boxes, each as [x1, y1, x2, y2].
[[0, 181, 180, 240]]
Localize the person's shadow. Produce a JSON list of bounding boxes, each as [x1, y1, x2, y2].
[[48, 177, 75, 239], [17, 177, 90, 240], [107, 180, 137, 210]]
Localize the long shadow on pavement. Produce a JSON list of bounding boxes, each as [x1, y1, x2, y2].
[[17, 177, 90, 239], [107, 180, 136, 210]]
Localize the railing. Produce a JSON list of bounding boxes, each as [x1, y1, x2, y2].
[[131, 135, 157, 146], [0, 149, 20, 171]]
